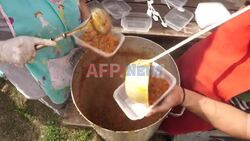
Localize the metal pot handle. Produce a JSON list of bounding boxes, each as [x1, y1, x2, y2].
[[169, 107, 186, 117]]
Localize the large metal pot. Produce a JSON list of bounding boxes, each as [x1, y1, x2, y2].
[[71, 36, 180, 141]]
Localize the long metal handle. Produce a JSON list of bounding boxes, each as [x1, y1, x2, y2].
[[34, 34, 69, 50], [35, 44, 45, 50], [148, 6, 249, 63], [34, 26, 88, 50], [35, 16, 91, 50]]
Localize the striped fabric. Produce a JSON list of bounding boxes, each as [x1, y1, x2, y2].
[[230, 97, 250, 113], [0, 11, 13, 40]]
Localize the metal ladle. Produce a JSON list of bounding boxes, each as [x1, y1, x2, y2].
[[35, 8, 112, 50]]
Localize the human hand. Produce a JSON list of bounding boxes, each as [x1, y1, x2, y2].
[[147, 85, 185, 116], [0, 36, 56, 66]]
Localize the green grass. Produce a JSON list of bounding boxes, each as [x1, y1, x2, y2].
[[40, 123, 93, 141], [71, 129, 93, 141], [15, 107, 33, 121], [0, 78, 95, 141], [40, 120, 93, 141], [41, 123, 68, 141]]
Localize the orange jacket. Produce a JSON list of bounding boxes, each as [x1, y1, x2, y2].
[[161, 10, 250, 135]]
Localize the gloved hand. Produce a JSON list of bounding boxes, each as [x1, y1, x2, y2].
[[0, 36, 56, 66]]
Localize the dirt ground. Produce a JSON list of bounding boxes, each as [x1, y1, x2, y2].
[[0, 36, 198, 141], [0, 78, 94, 141]]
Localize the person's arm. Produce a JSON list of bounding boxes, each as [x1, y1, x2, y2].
[[148, 86, 250, 140], [0, 36, 55, 66], [183, 88, 250, 139]]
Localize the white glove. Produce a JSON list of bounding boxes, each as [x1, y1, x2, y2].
[[0, 36, 56, 66]]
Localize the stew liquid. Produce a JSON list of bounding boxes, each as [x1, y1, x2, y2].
[[148, 76, 169, 105]]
